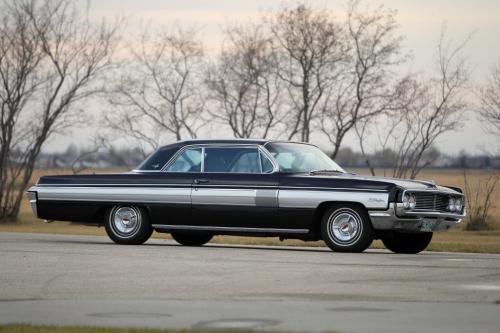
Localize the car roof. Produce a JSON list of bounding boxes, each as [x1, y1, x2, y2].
[[157, 139, 268, 150], [157, 139, 316, 151]]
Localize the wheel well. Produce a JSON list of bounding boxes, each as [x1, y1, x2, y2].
[[93, 206, 110, 226], [310, 201, 369, 238]]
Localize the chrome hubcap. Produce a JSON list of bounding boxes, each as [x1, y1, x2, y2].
[[112, 206, 140, 235], [328, 210, 361, 243]]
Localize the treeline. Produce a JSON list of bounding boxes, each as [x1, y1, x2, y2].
[[36, 145, 500, 171], [334, 148, 500, 170]]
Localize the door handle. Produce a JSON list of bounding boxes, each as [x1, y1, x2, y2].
[[194, 179, 209, 185]]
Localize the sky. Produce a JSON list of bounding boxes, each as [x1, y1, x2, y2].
[[46, 0, 500, 154]]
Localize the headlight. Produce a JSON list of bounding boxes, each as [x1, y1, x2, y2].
[[454, 197, 463, 212], [409, 194, 416, 209], [402, 193, 410, 209], [448, 197, 456, 211], [402, 193, 416, 210]]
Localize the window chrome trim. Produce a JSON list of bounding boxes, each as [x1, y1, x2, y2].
[[257, 149, 264, 173], [162, 146, 203, 173], [263, 140, 319, 149], [258, 146, 279, 174], [161, 143, 279, 174], [201, 147, 205, 172]]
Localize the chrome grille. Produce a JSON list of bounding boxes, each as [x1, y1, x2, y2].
[[413, 192, 451, 212]]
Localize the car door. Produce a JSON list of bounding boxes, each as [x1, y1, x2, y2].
[[191, 145, 279, 229], [148, 147, 202, 225]]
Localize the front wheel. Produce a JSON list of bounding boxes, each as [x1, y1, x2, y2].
[[104, 205, 153, 245], [171, 232, 213, 246], [321, 205, 374, 253], [381, 232, 433, 254]]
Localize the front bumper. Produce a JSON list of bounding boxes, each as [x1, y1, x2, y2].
[[369, 203, 465, 232], [27, 190, 38, 218]]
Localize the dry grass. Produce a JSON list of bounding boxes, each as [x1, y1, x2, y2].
[[1, 168, 500, 253]]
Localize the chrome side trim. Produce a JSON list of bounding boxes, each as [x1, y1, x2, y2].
[[152, 224, 308, 234], [279, 186, 388, 192], [279, 190, 389, 209], [27, 190, 38, 217], [368, 212, 392, 217], [35, 183, 278, 188], [35, 183, 387, 192], [33, 185, 389, 209], [35, 186, 191, 204]]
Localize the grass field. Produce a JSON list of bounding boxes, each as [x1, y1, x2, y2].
[[0, 168, 499, 253]]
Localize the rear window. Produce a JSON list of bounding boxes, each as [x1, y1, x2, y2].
[[136, 147, 178, 171]]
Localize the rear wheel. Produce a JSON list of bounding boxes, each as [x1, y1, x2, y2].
[[321, 205, 374, 253], [104, 205, 152, 245], [381, 232, 433, 254], [171, 232, 213, 246]]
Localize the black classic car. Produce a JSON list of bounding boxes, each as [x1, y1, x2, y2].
[[28, 139, 466, 253]]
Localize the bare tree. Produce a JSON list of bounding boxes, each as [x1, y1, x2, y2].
[[357, 30, 471, 179], [0, 0, 119, 221], [206, 24, 284, 138], [106, 27, 206, 155], [463, 170, 498, 230], [479, 61, 500, 137], [320, 1, 406, 158], [269, 4, 347, 142]]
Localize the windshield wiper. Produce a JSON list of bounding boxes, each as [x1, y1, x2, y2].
[[309, 169, 344, 175]]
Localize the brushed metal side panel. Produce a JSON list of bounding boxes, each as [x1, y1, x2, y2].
[[192, 188, 256, 206], [255, 189, 278, 207], [192, 188, 278, 207], [278, 190, 389, 209], [35, 187, 191, 204]]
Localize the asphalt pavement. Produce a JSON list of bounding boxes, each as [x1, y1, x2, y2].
[[1, 232, 500, 333]]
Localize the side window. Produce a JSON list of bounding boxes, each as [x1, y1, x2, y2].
[[204, 147, 261, 173], [260, 152, 274, 173], [136, 147, 177, 170], [165, 148, 202, 172]]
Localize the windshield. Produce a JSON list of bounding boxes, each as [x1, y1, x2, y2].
[[265, 142, 345, 173]]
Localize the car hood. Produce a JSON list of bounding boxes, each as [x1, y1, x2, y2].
[[309, 172, 460, 194]]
